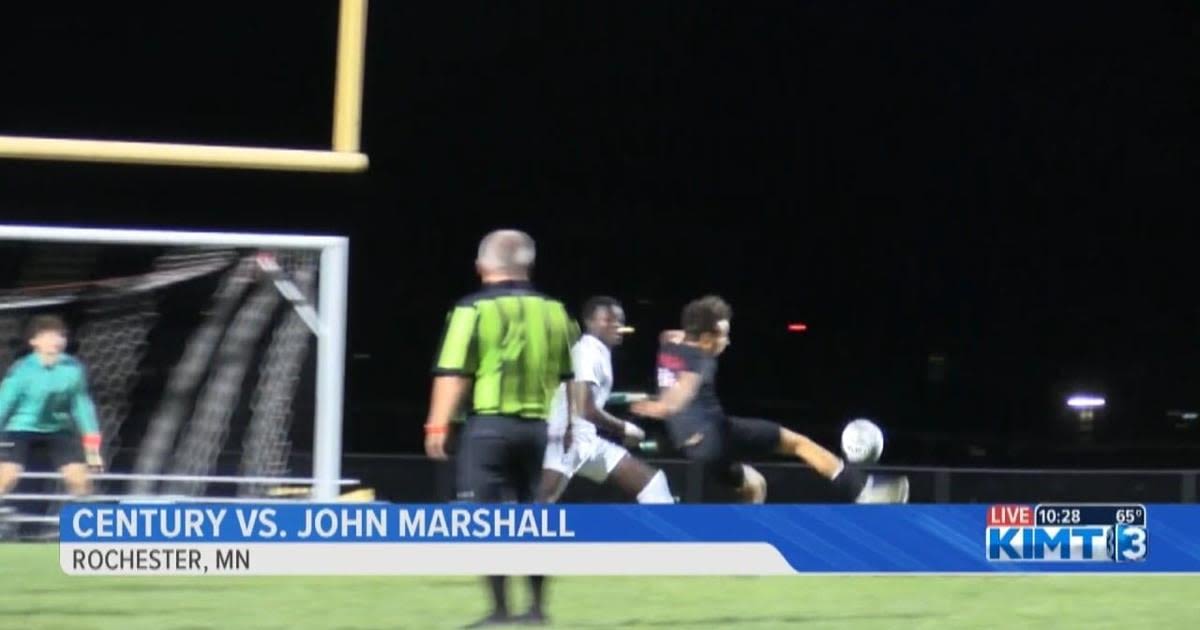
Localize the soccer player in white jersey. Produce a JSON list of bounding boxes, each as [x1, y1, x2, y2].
[[538, 296, 674, 504]]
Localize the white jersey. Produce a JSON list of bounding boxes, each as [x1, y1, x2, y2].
[[547, 334, 613, 440]]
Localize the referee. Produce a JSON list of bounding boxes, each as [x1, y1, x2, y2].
[[425, 229, 579, 628]]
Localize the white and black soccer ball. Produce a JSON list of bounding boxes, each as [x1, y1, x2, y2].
[[841, 418, 884, 464]]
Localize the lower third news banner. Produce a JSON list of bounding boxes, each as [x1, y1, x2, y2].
[[59, 503, 1200, 575]]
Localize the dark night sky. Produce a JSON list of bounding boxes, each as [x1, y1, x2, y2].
[[1, 2, 1197, 465]]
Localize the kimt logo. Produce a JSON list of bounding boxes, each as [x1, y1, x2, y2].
[[986, 526, 1108, 561]]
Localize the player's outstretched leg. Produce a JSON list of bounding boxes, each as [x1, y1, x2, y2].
[[776, 428, 908, 503], [779, 429, 840, 477], [605, 454, 675, 504]]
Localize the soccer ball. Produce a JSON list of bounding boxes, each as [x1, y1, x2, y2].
[[841, 419, 884, 464]]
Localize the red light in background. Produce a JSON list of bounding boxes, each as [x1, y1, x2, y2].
[[787, 323, 808, 333]]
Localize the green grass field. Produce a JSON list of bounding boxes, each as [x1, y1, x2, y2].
[[2, 544, 1197, 629]]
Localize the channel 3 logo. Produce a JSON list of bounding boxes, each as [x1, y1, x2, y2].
[[1107, 524, 1148, 562]]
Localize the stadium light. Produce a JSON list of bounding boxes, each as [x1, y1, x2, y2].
[[1066, 393, 1105, 435], [1066, 395, 1106, 410], [1167, 409, 1198, 430]]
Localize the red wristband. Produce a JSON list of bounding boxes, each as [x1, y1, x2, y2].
[[424, 424, 448, 436], [82, 434, 101, 450]]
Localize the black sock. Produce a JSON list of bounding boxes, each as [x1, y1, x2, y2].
[[487, 576, 508, 616], [528, 575, 546, 614], [831, 463, 867, 501]]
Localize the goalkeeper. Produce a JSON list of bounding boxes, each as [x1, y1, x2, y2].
[[0, 315, 103, 503]]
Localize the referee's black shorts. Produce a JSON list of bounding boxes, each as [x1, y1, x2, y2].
[[454, 415, 548, 503], [668, 415, 782, 490]]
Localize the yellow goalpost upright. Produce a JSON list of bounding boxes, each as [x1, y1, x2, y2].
[[0, 0, 370, 173]]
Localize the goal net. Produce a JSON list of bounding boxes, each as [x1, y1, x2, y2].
[[0, 226, 349, 519]]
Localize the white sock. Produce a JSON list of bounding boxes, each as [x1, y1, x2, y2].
[[636, 471, 675, 504], [741, 465, 767, 504]]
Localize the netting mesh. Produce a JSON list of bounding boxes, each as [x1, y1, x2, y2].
[[239, 257, 316, 496], [0, 316, 21, 378], [130, 256, 259, 495], [165, 280, 282, 496], [74, 297, 157, 462], [0, 241, 320, 502]]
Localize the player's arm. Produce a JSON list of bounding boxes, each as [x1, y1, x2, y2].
[[71, 366, 104, 470], [554, 314, 584, 447], [560, 380, 585, 452], [632, 371, 701, 420], [579, 382, 645, 445], [0, 363, 24, 424], [426, 378, 470, 459], [425, 305, 479, 459], [658, 329, 685, 345], [569, 339, 642, 440]]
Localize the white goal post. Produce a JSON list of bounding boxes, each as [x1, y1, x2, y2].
[[0, 224, 349, 501]]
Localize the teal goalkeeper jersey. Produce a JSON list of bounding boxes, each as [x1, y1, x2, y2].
[[0, 353, 100, 435]]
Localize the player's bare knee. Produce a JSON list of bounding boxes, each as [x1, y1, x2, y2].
[[0, 463, 23, 494], [61, 464, 91, 496]]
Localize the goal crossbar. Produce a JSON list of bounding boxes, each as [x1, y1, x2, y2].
[[0, 0, 369, 173]]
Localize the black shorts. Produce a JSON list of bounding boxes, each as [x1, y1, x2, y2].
[[455, 415, 548, 503], [669, 415, 781, 489], [0, 431, 85, 468]]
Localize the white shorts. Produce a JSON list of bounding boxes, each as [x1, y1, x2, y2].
[[543, 432, 629, 483]]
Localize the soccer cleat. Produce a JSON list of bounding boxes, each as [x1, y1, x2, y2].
[[854, 475, 910, 504], [461, 612, 512, 628], [512, 610, 548, 626]]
